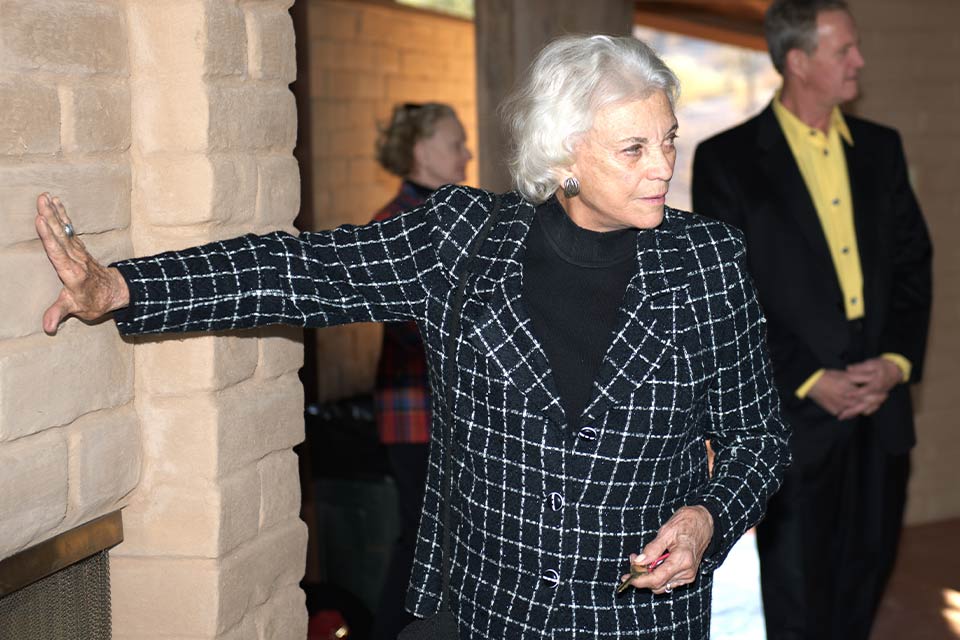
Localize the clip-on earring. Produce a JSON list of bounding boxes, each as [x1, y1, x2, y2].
[[562, 176, 581, 198]]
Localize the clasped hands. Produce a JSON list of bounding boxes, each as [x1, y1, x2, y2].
[[808, 358, 902, 420]]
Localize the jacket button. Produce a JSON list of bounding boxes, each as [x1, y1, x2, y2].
[[541, 569, 560, 587], [578, 426, 598, 440], [548, 492, 564, 511]]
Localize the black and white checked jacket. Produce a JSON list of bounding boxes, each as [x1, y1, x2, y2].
[[113, 186, 790, 640]]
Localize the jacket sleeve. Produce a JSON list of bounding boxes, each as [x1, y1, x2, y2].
[[112, 202, 437, 336], [878, 132, 933, 383], [688, 230, 791, 571], [692, 140, 824, 401]]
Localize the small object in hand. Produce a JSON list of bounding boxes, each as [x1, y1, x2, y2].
[[616, 551, 670, 593], [63, 223, 75, 239]]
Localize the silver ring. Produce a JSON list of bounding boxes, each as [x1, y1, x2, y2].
[[62, 223, 75, 239], [664, 583, 673, 593]]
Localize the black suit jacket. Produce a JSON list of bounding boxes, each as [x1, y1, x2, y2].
[[693, 103, 932, 462]]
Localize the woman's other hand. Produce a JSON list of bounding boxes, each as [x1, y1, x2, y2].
[[620, 505, 714, 595], [35, 193, 130, 335]]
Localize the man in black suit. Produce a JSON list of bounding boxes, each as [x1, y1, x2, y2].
[[692, 1, 932, 639]]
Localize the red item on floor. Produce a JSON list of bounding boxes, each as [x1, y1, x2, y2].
[[308, 609, 350, 639]]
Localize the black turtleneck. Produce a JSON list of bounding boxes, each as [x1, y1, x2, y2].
[[522, 197, 637, 428]]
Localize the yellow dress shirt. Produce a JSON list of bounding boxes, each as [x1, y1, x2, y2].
[[772, 95, 910, 398]]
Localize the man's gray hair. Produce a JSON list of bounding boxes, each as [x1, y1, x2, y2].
[[765, 0, 851, 74], [500, 34, 680, 204]]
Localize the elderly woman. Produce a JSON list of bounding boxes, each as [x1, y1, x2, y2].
[[36, 35, 788, 639]]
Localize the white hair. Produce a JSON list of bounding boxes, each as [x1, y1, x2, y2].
[[500, 34, 680, 203]]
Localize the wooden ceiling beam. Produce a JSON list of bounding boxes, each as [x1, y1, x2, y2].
[[634, 1, 770, 51]]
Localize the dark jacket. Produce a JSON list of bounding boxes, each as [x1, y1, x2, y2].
[[693, 104, 932, 462], [113, 185, 790, 639]]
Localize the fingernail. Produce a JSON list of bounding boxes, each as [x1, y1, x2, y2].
[[635, 554, 646, 564]]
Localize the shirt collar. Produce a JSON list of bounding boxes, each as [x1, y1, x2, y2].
[[773, 89, 853, 146]]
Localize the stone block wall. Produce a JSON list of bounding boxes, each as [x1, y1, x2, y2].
[[0, 0, 307, 638], [305, 0, 477, 400], [849, 0, 960, 525], [0, 0, 137, 559]]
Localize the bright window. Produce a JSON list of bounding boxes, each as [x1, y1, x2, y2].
[[634, 25, 780, 213], [396, 0, 474, 19]]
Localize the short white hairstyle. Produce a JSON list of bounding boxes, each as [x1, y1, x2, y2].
[[500, 35, 680, 203]]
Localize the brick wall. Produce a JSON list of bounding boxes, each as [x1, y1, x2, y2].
[[848, 0, 960, 525], [305, 0, 477, 400], [0, 1, 307, 638]]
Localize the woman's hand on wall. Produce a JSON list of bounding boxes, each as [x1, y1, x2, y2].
[[35, 193, 130, 335]]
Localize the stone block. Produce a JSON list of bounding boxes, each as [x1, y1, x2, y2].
[[308, 99, 380, 132], [0, 323, 134, 442], [131, 224, 254, 257], [0, 75, 60, 155], [255, 584, 308, 640], [307, 2, 360, 40], [128, 0, 244, 78], [133, 154, 258, 227], [207, 85, 297, 152], [65, 406, 140, 526], [245, 6, 296, 83], [135, 333, 259, 396], [111, 555, 220, 637], [311, 40, 399, 74], [313, 69, 384, 101], [0, 1, 127, 74], [216, 374, 304, 476], [255, 155, 300, 227], [127, 0, 202, 77], [0, 232, 133, 340], [218, 519, 308, 632], [59, 81, 131, 153], [0, 429, 68, 559], [0, 161, 131, 247], [134, 373, 303, 481], [214, 615, 258, 640], [326, 126, 378, 160], [119, 464, 260, 558], [258, 450, 301, 530], [384, 75, 437, 105], [310, 158, 348, 190], [206, 0, 248, 77], [256, 326, 303, 380], [130, 77, 209, 153]]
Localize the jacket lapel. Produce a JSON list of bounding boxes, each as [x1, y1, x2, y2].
[[582, 214, 689, 425], [756, 105, 837, 286], [464, 201, 566, 425]]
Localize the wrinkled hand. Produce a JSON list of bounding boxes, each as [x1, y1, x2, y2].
[[35, 193, 129, 335], [620, 505, 713, 595], [840, 357, 902, 419]]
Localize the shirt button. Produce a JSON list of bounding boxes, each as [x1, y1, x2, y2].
[[542, 569, 560, 587], [851, 297, 859, 305], [841, 246, 850, 254], [832, 198, 840, 205], [578, 426, 598, 440], [823, 149, 830, 156], [548, 492, 564, 511]]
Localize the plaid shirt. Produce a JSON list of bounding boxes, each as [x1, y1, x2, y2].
[[373, 182, 432, 444], [112, 186, 790, 639]]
